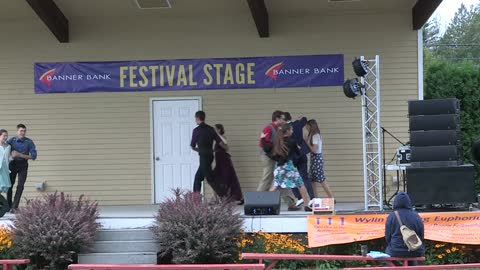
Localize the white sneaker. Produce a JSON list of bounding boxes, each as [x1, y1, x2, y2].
[[295, 199, 304, 207], [308, 199, 314, 207]]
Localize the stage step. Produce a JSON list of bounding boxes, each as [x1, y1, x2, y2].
[[78, 252, 157, 264], [95, 229, 154, 241], [79, 229, 158, 264], [91, 240, 160, 253]]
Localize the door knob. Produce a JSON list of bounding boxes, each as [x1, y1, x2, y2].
[[155, 157, 160, 161]]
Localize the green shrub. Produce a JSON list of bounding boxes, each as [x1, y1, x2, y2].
[[12, 192, 100, 270], [151, 190, 242, 264], [425, 61, 480, 191]]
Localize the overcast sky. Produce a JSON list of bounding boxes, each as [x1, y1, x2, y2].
[[432, 0, 479, 33]]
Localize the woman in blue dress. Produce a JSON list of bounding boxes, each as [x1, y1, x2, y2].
[[0, 129, 12, 193]]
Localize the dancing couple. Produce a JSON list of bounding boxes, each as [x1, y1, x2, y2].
[[190, 111, 243, 204], [258, 111, 333, 211]]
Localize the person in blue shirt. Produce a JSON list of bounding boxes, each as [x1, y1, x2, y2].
[[7, 124, 37, 213]]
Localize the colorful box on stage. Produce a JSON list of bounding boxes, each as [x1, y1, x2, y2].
[[311, 198, 335, 214]]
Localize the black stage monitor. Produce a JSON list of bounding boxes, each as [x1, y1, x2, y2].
[[244, 191, 281, 216]]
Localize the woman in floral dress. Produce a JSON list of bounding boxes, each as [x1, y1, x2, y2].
[[262, 123, 311, 212]]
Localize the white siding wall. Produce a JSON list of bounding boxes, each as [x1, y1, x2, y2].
[[0, 10, 417, 205]]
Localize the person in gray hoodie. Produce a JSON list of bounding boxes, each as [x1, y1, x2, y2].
[[385, 192, 425, 266]]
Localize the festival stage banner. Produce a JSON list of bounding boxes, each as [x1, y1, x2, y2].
[[307, 212, 480, 247], [34, 54, 344, 94]]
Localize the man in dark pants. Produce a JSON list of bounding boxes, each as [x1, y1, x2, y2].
[[284, 113, 314, 206], [7, 124, 37, 213], [190, 111, 223, 196]]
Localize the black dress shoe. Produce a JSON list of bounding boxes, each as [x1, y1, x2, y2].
[[288, 205, 301, 211]]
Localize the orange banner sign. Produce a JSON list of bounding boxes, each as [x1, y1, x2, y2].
[[307, 212, 480, 247]]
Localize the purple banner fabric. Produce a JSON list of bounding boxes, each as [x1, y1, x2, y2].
[[34, 54, 344, 94]]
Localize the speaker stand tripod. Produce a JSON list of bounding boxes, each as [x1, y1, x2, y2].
[[381, 127, 407, 209]]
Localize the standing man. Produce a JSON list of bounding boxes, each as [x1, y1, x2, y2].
[[190, 111, 224, 196], [7, 124, 37, 213], [258, 110, 297, 210], [284, 112, 315, 206]]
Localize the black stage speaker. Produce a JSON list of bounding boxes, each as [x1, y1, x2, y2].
[[409, 114, 460, 131], [406, 165, 475, 204], [244, 191, 281, 215], [410, 130, 460, 147], [410, 145, 460, 162], [473, 138, 480, 163], [408, 98, 459, 116]]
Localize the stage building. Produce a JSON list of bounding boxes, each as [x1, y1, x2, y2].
[[0, 0, 440, 207]]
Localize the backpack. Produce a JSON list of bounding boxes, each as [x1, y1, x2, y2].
[[268, 123, 276, 141], [261, 124, 277, 153], [394, 211, 423, 251]]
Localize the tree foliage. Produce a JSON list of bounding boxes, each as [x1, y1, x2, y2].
[[425, 4, 480, 63], [424, 62, 480, 191], [423, 4, 480, 191], [423, 17, 441, 50]]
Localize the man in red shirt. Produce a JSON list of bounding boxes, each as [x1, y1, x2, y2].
[[257, 110, 297, 210]]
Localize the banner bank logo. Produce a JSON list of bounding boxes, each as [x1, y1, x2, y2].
[[265, 62, 284, 80], [265, 61, 340, 81], [39, 68, 57, 87], [39, 67, 111, 88]]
